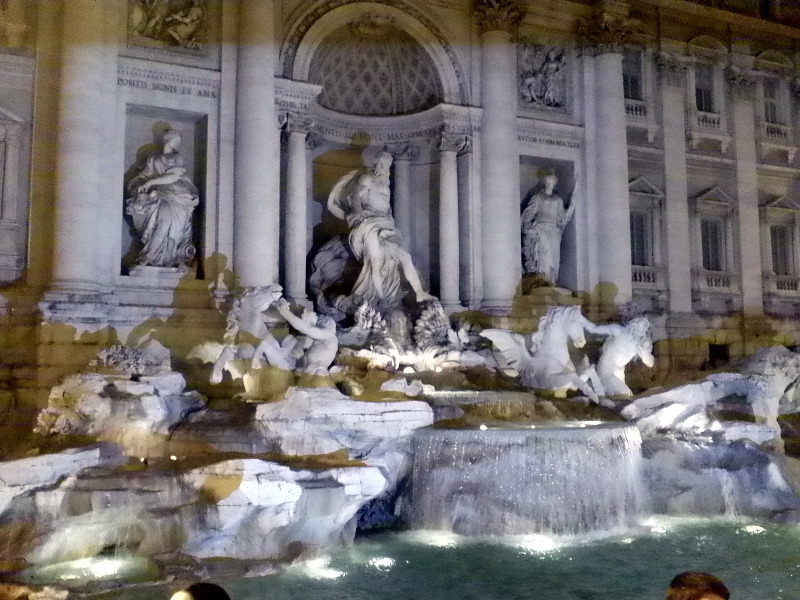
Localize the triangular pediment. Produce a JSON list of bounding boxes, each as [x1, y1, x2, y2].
[[629, 176, 665, 198], [692, 186, 734, 206], [761, 194, 800, 211]]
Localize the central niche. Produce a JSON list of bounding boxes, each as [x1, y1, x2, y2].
[[308, 15, 443, 116]]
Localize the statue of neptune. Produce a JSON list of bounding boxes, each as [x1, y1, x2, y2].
[[326, 150, 435, 314]]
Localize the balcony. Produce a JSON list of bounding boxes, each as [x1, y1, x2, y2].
[[625, 99, 658, 143], [692, 269, 741, 314], [757, 121, 797, 164], [631, 265, 663, 289], [687, 110, 731, 152], [763, 272, 800, 295], [763, 272, 800, 317]]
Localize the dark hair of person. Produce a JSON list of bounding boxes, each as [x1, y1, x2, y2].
[[185, 582, 232, 600], [666, 572, 730, 600]]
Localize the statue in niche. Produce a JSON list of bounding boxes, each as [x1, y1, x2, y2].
[[125, 128, 199, 269], [312, 150, 435, 319], [592, 316, 655, 397], [521, 171, 575, 285], [519, 45, 566, 108]]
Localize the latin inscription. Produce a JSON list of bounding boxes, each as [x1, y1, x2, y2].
[[118, 77, 217, 99]]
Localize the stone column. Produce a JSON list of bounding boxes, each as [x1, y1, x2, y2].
[[234, 0, 281, 287], [283, 112, 313, 304], [49, 0, 108, 295], [475, 0, 524, 313], [579, 9, 633, 304], [387, 143, 418, 242], [727, 65, 763, 313], [438, 134, 469, 311], [657, 53, 693, 313]]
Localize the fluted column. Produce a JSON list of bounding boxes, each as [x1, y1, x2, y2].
[[50, 0, 108, 295], [234, 0, 280, 287], [283, 112, 313, 304], [727, 66, 763, 313], [387, 143, 418, 241], [476, 0, 524, 313], [657, 53, 693, 312], [439, 134, 469, 311], [579, 8, 633, 304]]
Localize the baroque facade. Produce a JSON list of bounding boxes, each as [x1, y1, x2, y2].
[[1, 0, 800, 402]]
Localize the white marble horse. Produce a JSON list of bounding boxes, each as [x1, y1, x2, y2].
[[481, 305, 606, 404]]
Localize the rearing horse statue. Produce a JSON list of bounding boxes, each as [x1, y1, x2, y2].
[[481, 305, 607, 404]]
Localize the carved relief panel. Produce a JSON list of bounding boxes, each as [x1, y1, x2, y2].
[[518, 42, 568, 113]]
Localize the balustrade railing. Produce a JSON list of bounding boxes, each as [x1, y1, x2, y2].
[[625, 99, 648, 119], [693, 269, 739, 291], [696, 111, 721, 130], [631, 265, 662, 289], [764, 273, 800, 295], [761, 121, 790, 141]]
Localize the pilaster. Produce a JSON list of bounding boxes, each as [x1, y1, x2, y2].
[[657, 52, 693, 312], [234, 0, 281, 288], [283, 111, 313, 304], [476, 0, 524, 313], [438, 133, 470, 311]]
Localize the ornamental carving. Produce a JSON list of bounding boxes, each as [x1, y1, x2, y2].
[[386, 142, 421, 162], [576, 14, 635, 55], [282, 111, 314, 135], [724, 65, 757, 99], [655, 52, 688, 87], [128, 0, 207, 52], [438, 133, 471, 154], [519, 43, 567, 109], [474, 0, 525, 34]]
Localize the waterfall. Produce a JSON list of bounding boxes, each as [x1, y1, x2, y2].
[[407, 423, 648, 536]]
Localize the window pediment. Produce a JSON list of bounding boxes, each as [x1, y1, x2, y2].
[[692, 186, 735, 215], [760, 194, 800, 212], [629, 176, 664, 208]]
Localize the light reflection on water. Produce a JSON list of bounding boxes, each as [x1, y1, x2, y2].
[[93, 517, 800, 600]]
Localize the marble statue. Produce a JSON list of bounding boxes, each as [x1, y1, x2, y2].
[[273, 298, 338, 376], [324, 150, 435, 315], [591, 316, 654, 397], [521, 171, 575, 284], [481, 306, 607, 405], [126, 128, 199, 268], [520, 46, 566, 108]]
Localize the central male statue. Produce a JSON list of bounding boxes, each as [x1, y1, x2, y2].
[[326, 151, 435, 314]]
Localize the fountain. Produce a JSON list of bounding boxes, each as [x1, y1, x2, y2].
[[406, 423, 647, 536]]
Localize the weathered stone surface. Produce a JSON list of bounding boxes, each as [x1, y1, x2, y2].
[[254, 386, 434, 456], [181, 459, 386, 559], [0, 443, 125, 516], [641, 437, 800, 518], [379, 377, 435, 396]]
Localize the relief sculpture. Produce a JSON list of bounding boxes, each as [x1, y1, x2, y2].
[[519, 44, 566, 109], [129, 0, 206, 51]]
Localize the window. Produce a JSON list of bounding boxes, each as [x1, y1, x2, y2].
[[622, 50, 643, 101], [770, 224, 794, 275], [630, 211, 651, 266], [701, 218, 725, 271], [763, 79, 781, 124], [695, 64, 716, 113]]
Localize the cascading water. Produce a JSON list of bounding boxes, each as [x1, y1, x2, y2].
[[407, 423, 648, 536]]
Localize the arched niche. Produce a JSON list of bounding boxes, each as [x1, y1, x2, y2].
[[282, 1, 467, 107]]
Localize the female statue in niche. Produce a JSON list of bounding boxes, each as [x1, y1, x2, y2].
[[126, 128, 199, 268], [521, 171, 575, 285]]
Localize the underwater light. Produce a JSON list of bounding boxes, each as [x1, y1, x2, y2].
[[408, 530, 461, 548], [479, 424, 487, 431], [170, 455, 177, 461], [516, 534, 561, 553], [741, 525, 766, 534], [367, 557, 395, 571], [301, 558, 345, 580]]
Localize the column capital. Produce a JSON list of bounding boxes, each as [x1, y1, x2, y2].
[[439, 133, 471, 154], [655, 52, 689, 87], [576, 13, 635, 55], [282, 111, 314, 134], [385, 142, 420, 161], [724, 65, 758, 100], [474, 0, 525, 35], [306, 132, 325, 151]]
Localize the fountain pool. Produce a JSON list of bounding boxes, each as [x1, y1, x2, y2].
[[91, 517, 800, 600]]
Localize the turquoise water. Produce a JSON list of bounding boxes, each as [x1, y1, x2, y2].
[[81, 517, 800, 599], [142, 517, 799, 600]]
